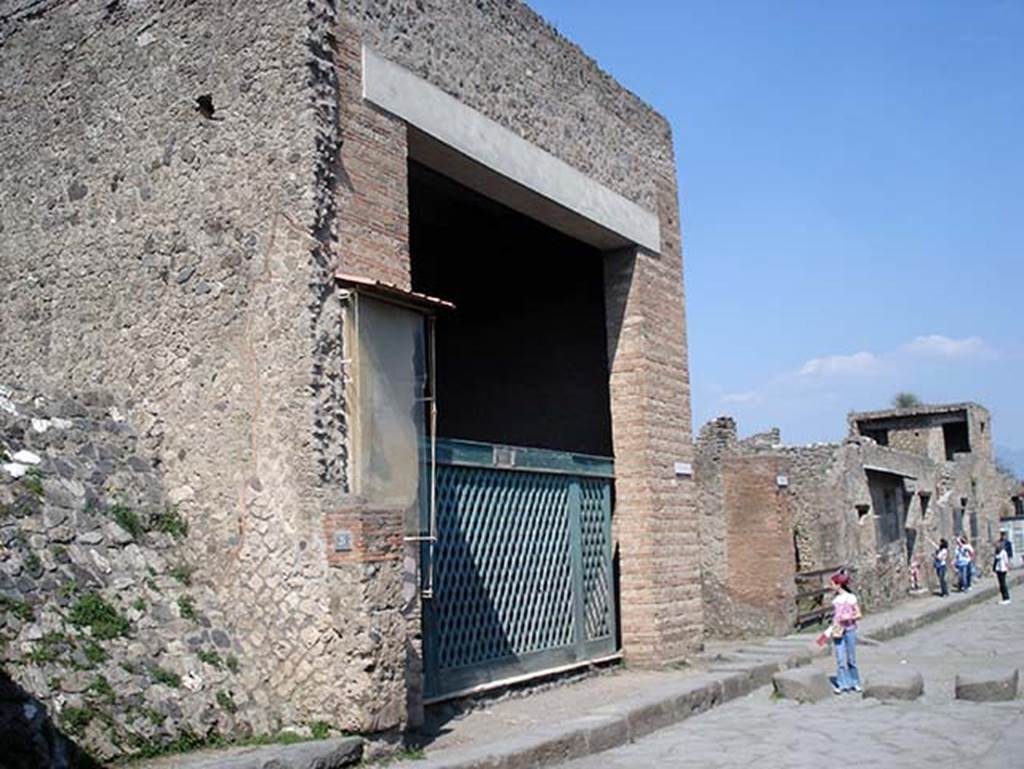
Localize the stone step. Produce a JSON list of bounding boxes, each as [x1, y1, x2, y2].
[[954, 669, 1020, 702], [772, 668, 832, 703], [862, 669, 924, 701]]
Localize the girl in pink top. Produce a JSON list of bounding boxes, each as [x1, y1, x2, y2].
[[830, 571, 862, 694]]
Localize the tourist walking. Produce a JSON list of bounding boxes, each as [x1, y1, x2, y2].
[[994, 540, 1011, 604], [934, 538, 950, 597], [829, 571, 862, 694], [954, 536, 973, 591]]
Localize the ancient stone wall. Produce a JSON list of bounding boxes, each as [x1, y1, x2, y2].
[[885, 424, 945, 462], [0, 388, 255, 763], [777, 440, 930, 609], [340, 0, 675, 214], [698, 406, 1014, 633], [847, 405, 1009, 594], [2, 1, 698, 754], [0, 0, 401, 749]]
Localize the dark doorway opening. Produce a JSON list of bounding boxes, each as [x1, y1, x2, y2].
[[866, 470, 906, 547], [862, 428, 889, 446], [409, 161, 620, 706], [943, 420, 971, 460], [408, 161, 613, 457]]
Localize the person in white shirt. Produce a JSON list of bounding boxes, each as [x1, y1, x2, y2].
[[994, 543, 1011, 604], [933, 539, 949, 597]]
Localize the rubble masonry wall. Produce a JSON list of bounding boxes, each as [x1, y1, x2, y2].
[[1, 0, 699, 756]]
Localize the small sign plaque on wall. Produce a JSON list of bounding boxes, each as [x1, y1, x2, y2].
[[674, 462, 693, 477], [333, 530, 353, 552], [493, 446, 516, 468]]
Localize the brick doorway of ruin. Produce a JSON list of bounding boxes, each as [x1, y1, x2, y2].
[[407, 160, 621, 703]]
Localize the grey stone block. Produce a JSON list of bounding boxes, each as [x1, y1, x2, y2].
[[165, 737, 363, 769], [772, 667, 832, 703], [862, 669, 924, 701], [485, 725, 588, 769], [955, 669, 1020, 702], [662, 675, 724, 721], [567, 713, 629, 755]]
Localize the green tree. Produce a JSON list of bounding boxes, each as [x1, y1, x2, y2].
[[892, 392, 923, 409]]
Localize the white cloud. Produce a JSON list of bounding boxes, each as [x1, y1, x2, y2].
[[795, 335, 995, 379], [707, 333, 998, 425], [798, 351, 881, 377], [902, 335, 991, 360]]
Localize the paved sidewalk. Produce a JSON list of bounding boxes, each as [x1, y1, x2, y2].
[[393, 572, 1023, 769], [145, 573, 1020, 769], [561, 584, 1024, 769]]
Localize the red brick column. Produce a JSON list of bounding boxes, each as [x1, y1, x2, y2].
[[723, 455, 796, 632], [604, 242, 703, 663], [335, 21, 411, 288]]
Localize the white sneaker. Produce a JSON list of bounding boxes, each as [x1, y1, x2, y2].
[[1000, 599, 1011, 605]]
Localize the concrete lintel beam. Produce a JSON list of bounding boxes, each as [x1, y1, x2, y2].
[[361, 46, 662, 254]]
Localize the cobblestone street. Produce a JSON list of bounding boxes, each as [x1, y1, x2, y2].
[[560, 592, 1024, 768]]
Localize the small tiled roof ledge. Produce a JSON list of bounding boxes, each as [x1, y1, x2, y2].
[[849, 402, 986, 424]]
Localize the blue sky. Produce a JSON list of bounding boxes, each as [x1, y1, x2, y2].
[[528, 0, 1023, 473]]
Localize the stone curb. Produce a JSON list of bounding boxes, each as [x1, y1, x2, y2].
[[397, 572, 1024, 769], [137, 736, 363, 769], [860, 572, 1024, 643]]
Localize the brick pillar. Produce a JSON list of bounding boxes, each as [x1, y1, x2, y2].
[[604, 242, 703, 662], [723, 454, 796, 634], [335, 20, 410, 288]]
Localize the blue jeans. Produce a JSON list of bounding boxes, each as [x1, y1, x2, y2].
[[957, 563, 971, 590], [834, 627, 861, 691], [936, 564, 948, 596]]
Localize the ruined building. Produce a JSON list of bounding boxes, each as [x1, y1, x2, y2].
[[1002, 482, 1024, 558], [696, 403, 1016, 639], [0, 0, 697, 760]]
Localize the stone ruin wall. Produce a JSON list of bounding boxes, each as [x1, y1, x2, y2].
[[783, 441, 912, 611], [0, 0, 400, 755], [697, 410, 1016, 639], [2, 0, 698, 758], [1, 389, 253, 765], [758, 435, 1010, 613], [883, 420, 946, 462]]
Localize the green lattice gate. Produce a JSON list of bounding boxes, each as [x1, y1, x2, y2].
[[422, 439, 618, 701]]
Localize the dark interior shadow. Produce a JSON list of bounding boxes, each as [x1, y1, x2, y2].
[[0, 667, 102, 769], [409, 161, 614, 458]]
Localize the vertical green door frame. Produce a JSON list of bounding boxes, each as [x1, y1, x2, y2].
[[568, 477, 586, 654]]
